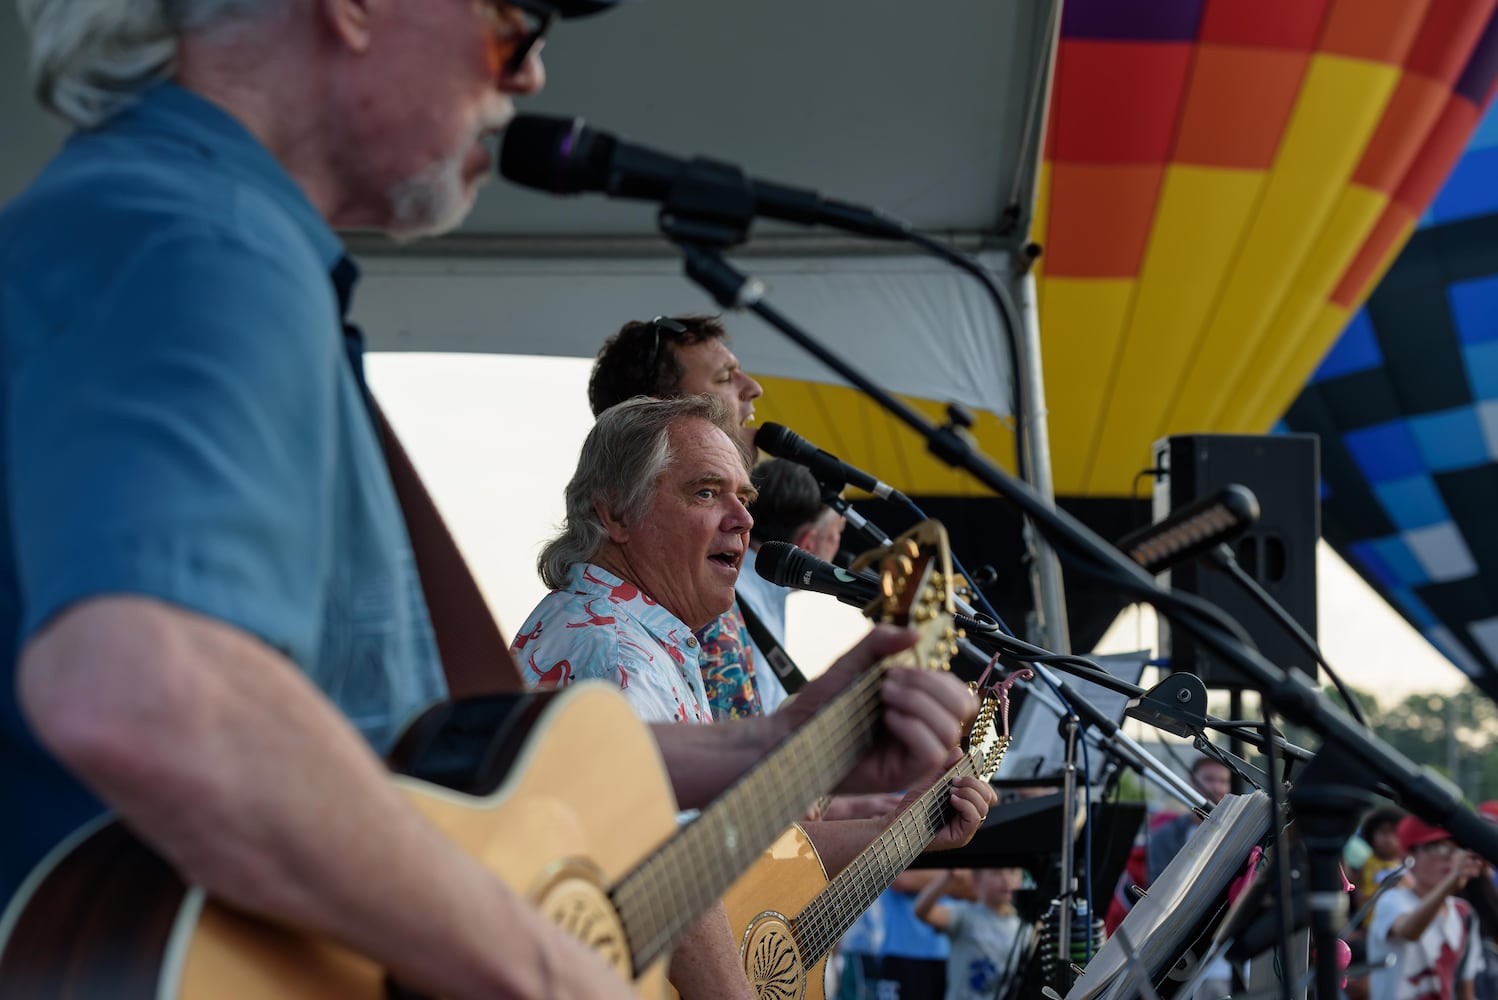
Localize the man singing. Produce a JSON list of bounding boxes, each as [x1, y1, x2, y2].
[[0, 3, 981, 996]]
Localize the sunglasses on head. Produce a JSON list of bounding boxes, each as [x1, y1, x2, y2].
[[474, 0, 558, 76], [643, 315, 688, 377]]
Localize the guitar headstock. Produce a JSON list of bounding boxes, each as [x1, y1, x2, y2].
[[966, 667, 1031, 780], [849, 520, 960, 674], [966, 693, 1010, 781]]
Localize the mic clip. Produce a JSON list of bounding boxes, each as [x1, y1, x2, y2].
[[658, 157, 755, 249], [1125, 674, 1270, 791], [1124, 672, 1208, 738]]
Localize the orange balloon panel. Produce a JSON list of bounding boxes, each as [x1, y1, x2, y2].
[[1034, 0, 1498, 497], [753, 1, 1498, 505]]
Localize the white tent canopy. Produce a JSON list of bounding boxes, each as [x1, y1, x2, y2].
[[0, 0, 1059, 419], [352, 248, 1017, 413]]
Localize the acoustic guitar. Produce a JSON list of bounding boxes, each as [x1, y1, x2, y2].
[[719, 673, 1016, 1000], [0, 522, 960, 998]]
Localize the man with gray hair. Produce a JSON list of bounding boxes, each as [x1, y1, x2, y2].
[[0, 2, 985, 997], [516, 396, 998, 996], [519, 395, 756, 725]]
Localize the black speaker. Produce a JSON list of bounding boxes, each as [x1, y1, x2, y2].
[[1153, 434, 1320, 686]]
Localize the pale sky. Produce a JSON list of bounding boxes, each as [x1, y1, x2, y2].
[[367, 352, 1475, 709]]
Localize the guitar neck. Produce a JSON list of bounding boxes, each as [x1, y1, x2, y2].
[[612, 666, 886, 975], [793, 754, 978, 965]]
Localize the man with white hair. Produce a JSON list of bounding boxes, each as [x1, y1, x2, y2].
[[0, 3, 981, 996], [517, 396, 998, 996]]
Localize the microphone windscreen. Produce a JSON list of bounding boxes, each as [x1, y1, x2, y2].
[[755, 423, 797, 459], [754, 541, 800, 587], [500, 114, 592, 194]]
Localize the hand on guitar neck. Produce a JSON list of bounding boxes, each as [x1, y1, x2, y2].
[[777, 625, 976, 790], [793, 749, 997, 877], [2, 522, 979, 1000], [897, 746, 998, 854], [654, 623, 978, 811]]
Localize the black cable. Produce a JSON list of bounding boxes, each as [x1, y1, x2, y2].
[[1260, 706, 1292, 1000], [896, 229, 1030, 484], [1208, 547, 1369, 728], [954, 614, 1316, 763]]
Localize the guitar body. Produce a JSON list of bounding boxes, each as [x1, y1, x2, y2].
[[724, 826, 831, 1000], [3, 522, 967, 999], [0, 684, 678, 999]]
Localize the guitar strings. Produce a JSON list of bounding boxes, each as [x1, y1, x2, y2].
[[795, 753, 979, 962], [613, 667, 888, 971]]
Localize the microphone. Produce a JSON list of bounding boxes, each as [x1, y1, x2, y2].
[[755, 542, 881, 608], [757, 423, 909, 503], [499, 115, 908, 240], [1115, 484, 1260, 575]]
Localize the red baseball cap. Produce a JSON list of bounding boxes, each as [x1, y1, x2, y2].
[[1397, 814, 1454, 855]]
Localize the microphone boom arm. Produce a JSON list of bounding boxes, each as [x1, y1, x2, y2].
[[671, 239, 1495, 835], [648, 196, 1498, 1000]]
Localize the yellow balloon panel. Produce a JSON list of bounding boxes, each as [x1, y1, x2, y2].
[[750, 376, 1019, 498], [1031, 278, 1136, 495], [1166, 55, 1401, 430], [1081, 166, 1266, 494], [1233, 302, 1352, 435], [1220, 185, 1389, 429]]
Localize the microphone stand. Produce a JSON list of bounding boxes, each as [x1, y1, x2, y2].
[[818, 485, 893, 549], [1002, 663, 1206, 811], [653, 201, 1498, 997]]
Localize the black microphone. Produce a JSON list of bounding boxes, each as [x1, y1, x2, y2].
[[755, 542, 881, 608], [757, 423, 909, 503], [499, 115, 908, 240], [1115, 484, 1260, 575]]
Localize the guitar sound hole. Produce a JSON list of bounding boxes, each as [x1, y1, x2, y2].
[[744, 915, 804, 1000], [535, 874, 630, 978]]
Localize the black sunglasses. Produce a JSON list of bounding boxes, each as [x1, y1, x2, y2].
[[643, 315, 688, 379], [476, 0, 559, 76]]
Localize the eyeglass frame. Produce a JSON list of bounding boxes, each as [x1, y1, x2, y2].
[[475, 0, 559, 75], [642, 315, 689, 387]]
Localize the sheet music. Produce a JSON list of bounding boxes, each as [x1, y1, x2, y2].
[[1065, 791, 1272, 1000]]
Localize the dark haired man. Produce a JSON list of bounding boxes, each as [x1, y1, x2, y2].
[[588, 314, 763, 450]]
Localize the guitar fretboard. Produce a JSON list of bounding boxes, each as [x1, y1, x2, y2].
[[792, 754, 977, 964], [611, 665, 887, 973]]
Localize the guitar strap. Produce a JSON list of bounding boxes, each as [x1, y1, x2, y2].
[[371, 401, 523, 697], [737, 595, 808, 695]]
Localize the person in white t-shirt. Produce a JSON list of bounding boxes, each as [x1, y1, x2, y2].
[[915, 867, 1031, 1000], [1370, 815, 1486, 1000]]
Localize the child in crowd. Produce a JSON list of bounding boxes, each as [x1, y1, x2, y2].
[[916, 868, 1032, 1000]]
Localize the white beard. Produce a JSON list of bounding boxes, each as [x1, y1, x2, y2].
[[385, 144, 476, 241]]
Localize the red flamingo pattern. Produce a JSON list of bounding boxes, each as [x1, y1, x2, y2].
[[526, 651, 572, 688], [510, 563, 711, 725], [565, 598, 615, 629], [511, 621, 543, 652]]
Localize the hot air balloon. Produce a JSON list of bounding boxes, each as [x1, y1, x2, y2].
[[1284, 92, 1498, 699], [755, 0, 1498, 653]]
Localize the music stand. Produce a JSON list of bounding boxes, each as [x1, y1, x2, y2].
[[1063, 791, 1272, 1000], [990, 651, 1149, 789]]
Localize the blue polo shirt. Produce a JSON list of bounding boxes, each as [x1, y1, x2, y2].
[[0, 83, 446, 899]]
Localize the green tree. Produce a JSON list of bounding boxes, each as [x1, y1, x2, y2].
[[1274, 683, 1498, 803]]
